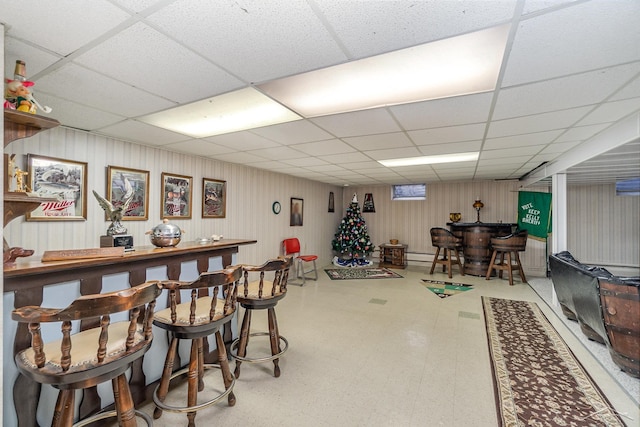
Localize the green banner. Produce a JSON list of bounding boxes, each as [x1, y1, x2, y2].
[[517, 191, 552, 241]]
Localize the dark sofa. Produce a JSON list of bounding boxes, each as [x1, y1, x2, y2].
[[549, 251, 612, 344], [549, 251, 640, 378]]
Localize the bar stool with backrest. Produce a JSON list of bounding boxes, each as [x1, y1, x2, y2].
[[429, 227, 465, 279], [231, 257, 292, 379], [485, 229, 528, 286], [152, 265, 241, 427], [12, 280, 162, 427], [282, 238, 318, 285]]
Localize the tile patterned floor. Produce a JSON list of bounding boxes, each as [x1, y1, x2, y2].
[[131, 266, 639, 427]]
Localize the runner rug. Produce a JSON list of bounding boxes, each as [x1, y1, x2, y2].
[[324, 268, 403, 280], [482, 297, 625, 427], [421, 279, 473, 298]]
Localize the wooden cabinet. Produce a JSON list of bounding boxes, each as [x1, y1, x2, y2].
[[379, 243, 408, 269]]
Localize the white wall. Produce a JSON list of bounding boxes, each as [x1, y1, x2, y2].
[[4, 126, 344, 267]]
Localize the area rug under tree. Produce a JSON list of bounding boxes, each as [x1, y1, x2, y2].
[[482, 297, 625, 427], [324, 268, 403, 280], [421, 279, 473, 298]]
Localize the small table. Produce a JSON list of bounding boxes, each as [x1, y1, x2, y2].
[[379, 244, 408, 269]]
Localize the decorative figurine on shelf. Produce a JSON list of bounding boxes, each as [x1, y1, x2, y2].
[[473, 199, 484, 223], [93, 174, 134, 236], [14, 168, 30, 193], [4, 60, 52, 113]]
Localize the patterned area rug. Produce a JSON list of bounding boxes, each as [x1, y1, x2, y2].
[[324, 268, 403, 280], [421, 279, 473, 298], [482, 297, 625, 427]]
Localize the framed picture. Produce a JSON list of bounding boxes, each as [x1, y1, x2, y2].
[[107, 166, 149, 220], [202, 178, 226, 218], [363, 193, 376, 213], [328, 191, 335, 213], [290, 197, 303, 226], [161, 172, 192, 219], [26, 154, 87, 221]]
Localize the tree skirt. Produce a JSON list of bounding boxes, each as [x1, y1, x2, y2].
[[420, 279, 473, 298], [324, 268, 403, 280], [332, 256, 374, 268], [482, 297, 625, 427]]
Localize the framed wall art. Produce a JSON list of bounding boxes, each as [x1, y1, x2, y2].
[[107, 166, 149, 220], [202, 178, 226, 218], [290, 197, 303, 226], [161, 172, 192, 219], [26, 154, 87, 221], [328, 191, 335, 213]]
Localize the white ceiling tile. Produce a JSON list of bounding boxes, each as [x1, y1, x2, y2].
[[555, 123, 611, 143], [4, 38, 61, 79], [483, 130, 563, 150], [306, 164, 349, 173], [495, 63, 640, 119], [317, 152, 373, 164], [166, 140, 235, 156], [74, 23, 244, 103], [292, 140, 356, 156], [245, 161, 290, 171], [577, 98, 640, 126], [418, 141, 481, 155], [280, 157, 329, 167], [536, 141, 582, 155], [408, 123, 486, 145], [213, 152, 269, 164], [310, 109, 401, 137], [316, 0, 517, 58], [36, 93, 125, 131], [250, 120, 334, 145], [503, 1, 640, 86], [36, 63, 175, 117], [522, 0, 579, 15], [478, 156, 533, 167], [204, 132, 281, 151], [147, 0, 347, 82], [343, 132, 413, 151], [97, 120, 189, 145], [480, 146, 544, 159], [487, 106, 592, 138], [2, 1, 129, 56], [249, 146, 307, 161], [391, 93, 493, 130], [342, 161, 387, 171], [363, 147, 423, 161], [111, 0, 166, 13], [610, 73, 640, 101]]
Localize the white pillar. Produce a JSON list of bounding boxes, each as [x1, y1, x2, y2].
[[551, 173, 568, 253]]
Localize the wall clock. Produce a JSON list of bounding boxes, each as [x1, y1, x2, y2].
[[272, 201, 281, 215]]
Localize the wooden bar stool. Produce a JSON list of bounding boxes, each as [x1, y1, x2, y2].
[[429, 227, 465, 279], [486, 229, 528, 286], [231, 257, 292, 379], [152, 265, 241, 427], [11, 281, 162, 427]]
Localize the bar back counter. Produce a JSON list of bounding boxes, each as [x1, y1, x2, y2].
[[3, 239, 256, 427]]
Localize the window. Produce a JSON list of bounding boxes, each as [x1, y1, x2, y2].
[[391, 184, 426, 200], [616, 177, 640, 196]]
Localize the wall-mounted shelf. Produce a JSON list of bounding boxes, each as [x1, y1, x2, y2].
[[4, 110, 60, 147], [4, 110, 61, 265]]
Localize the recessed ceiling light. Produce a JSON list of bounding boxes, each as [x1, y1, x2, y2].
[[258, 24, 510, 117], [139, 87, 302, 138], [379, 152, 479, 167]]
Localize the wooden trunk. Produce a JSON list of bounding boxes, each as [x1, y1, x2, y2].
[[599, 277, 640, 378]]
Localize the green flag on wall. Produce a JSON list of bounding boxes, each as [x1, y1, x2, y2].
[[517, 191, 552, 241]]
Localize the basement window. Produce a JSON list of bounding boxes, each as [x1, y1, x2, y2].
[[616, 177, 640, 196], [391, 184, 426, 200]]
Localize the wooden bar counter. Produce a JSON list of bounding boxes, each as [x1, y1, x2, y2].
[[447, 223, 516, 276], [3, 239, 256, 427]]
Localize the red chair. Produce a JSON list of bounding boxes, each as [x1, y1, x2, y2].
[[283, 238, 318, 285]]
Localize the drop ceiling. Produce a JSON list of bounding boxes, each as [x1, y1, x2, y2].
[[2, 0, 639, 186]]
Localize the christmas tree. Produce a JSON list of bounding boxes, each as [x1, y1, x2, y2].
[[331, 194, 374, 267]]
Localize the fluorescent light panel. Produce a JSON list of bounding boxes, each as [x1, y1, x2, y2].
[[139, 87, 302, 138], [258, 25, 510, 117], [379, 152, 479, 167]]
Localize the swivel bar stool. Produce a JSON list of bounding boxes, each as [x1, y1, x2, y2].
[[486, 229, 528, 286], [12, 281, 162, 427], [429, 227, 465, 279], [152, 265, 241, 427], [231, 257, 292, 379]]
